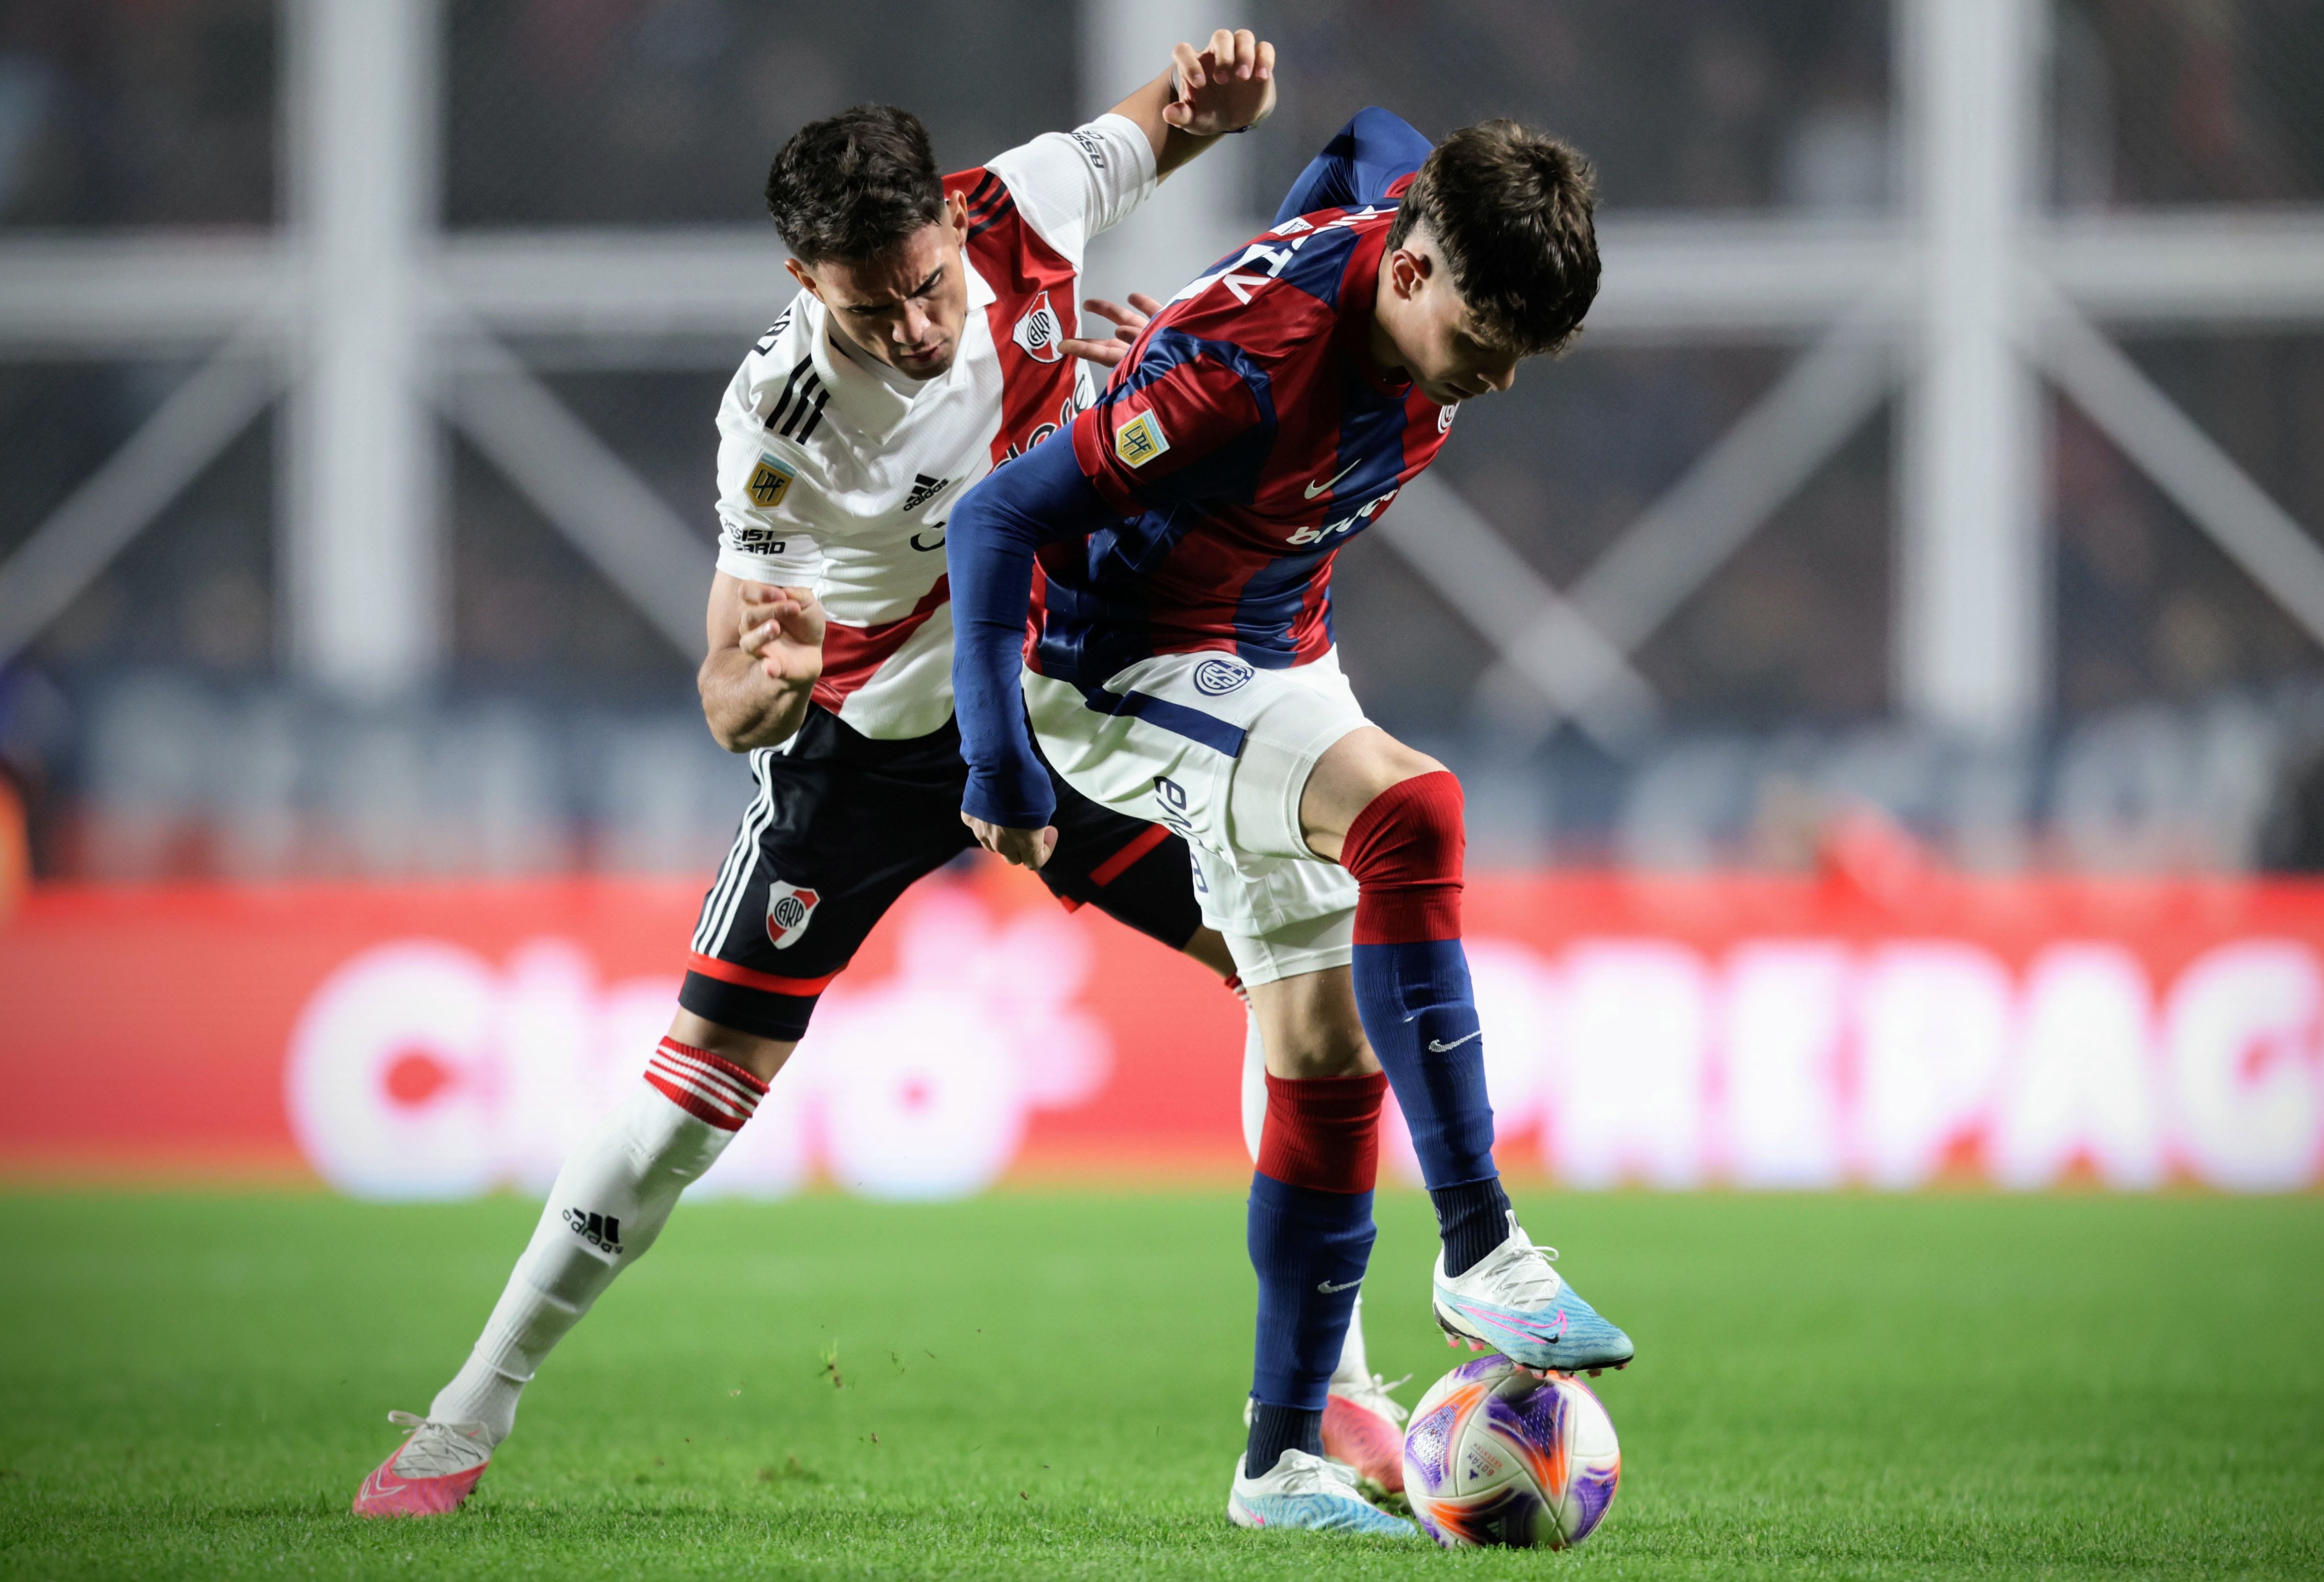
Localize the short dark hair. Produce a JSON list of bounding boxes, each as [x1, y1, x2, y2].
[[1385, 120, 1600, 355], [764, 104, 948, 264]]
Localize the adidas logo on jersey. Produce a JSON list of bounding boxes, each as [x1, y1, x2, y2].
[[1011, 290, 1064, 364], [563, 1208, 623, 1256], [903, 474, 953, 512]]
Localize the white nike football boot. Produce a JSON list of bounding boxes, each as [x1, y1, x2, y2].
[[1227, 1448, 1420, 1537], [1235, 1375, 1410, 1494], [1432, 1211, 1636, 1374], [350, 1411, 493, 1516], [1323, 1372, 1410, 1493]]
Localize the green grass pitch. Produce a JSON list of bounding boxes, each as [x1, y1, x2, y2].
[[2, 1188, 2319, 1579]]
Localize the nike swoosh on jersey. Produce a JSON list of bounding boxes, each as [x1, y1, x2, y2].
[[1303, 459, 1361, 499], [1427, 1031, 1483, 1052]]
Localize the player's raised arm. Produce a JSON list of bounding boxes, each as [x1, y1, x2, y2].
[[1111, 27, 1276, 175], [947, 438, 1119, 867]]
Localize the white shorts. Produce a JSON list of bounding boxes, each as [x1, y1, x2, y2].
[[1023, 649, 1366, 985]]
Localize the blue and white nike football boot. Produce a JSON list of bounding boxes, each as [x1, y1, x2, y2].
[[1432, 1211, 1636, 1375], [1227, 1448, 1420, 1537]]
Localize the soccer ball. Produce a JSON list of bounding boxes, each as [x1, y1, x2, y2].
[[1401, 1356, 1621, 1549]]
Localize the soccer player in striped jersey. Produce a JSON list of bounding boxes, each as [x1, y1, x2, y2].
[[352, 30, 1399, 1518], [946, 108, 1635, 1533]]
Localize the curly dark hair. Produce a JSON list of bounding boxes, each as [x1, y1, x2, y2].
[[1385, 120, 1600, 355], [764, 104, 948, 264]]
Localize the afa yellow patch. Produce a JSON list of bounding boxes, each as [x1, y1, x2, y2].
[[745, 452, 797, 510], [1113, 410, 1171, 469]]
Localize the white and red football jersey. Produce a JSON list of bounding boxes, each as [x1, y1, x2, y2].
[[713, 114, 1158, 739]]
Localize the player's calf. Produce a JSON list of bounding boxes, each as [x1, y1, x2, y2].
[[1243, 1070, 1383, 1481], [357, 1034, 770, 1514], [1322, 758, 1639, 1370], [1334, 767, 1508, 1262]]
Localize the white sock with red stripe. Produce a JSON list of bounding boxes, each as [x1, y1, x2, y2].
[[427, 1038, 766, 1446]]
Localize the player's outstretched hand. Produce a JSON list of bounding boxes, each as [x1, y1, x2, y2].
[[739, 582, 826, 690], [1165, 29, 1275, 138], [960, 812, 1058, 871], [1061, 292, 1165, 369]]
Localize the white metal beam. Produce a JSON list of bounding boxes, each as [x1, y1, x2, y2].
[[283, 0, 441, 700], [1585, 217, 1899, 340], [2041, 210, 2324, 326], [9, 213, 2324, 352], [1452, 289, 1900, 743], [0, 234, 291, 350], [0, 334, 279, 664], [1372, 473, 1662, 752], [1077, 0, 1253, 317], [1568, 287, 1903, 657], [435, 228, 792, 337], [2036, 295, 2324, 648], [1896, 0, 2045, 740], [440, 331, 711, 660]]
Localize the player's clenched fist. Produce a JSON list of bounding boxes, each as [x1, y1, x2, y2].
[[960, 813, 1059, 871], [1165, 28, 1276, 138]]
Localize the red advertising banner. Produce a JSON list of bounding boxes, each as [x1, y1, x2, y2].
[[4, 865, 2322, 1194]]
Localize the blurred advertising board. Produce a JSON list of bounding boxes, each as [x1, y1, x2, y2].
[[3, 865, 2322, 1196]]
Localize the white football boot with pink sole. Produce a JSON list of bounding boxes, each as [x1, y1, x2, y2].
[[350, 1411, 493, 1517], [1322, 1373, 1410, 1493]]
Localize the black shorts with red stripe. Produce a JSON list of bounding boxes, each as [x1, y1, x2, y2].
[[680, 703, 1200, 1042]]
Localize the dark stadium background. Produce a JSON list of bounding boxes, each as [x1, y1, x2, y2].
[[7, 0, 2324, 1195], [2, 6, 2321, 1577]]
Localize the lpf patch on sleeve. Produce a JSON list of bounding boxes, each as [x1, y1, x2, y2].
[[1113, 410, 1171, 469], [745, 452, 798, 509]]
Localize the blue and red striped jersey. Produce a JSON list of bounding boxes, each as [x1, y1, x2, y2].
[[949, 108, 1442, 827], [1029, 182, 1453, 688]]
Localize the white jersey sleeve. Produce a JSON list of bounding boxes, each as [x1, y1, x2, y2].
[[714, 320, 827, 588], [983, 113, 1159, 270]]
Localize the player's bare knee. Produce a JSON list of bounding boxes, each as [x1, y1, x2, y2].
[[664, 1010, 796, 1084], [1249, 967, 1378, 1080], [1302, 728, 1451, 859], [1267, 1021, 1375, 1080]]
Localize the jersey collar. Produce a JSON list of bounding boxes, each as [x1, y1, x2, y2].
[[809, 303, 912, 441], [950, 248, 999, 393]]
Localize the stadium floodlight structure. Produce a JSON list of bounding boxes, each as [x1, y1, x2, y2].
[[1, 0, 2322, 753]]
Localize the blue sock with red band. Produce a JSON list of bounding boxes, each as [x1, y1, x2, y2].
[[1341, 771, 1512, 1277], [1244, 1071, 1383, 1473]]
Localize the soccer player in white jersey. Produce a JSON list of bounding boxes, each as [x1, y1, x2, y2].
[[351, 29, 1400, 1518]]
